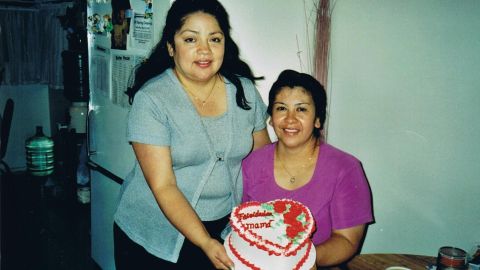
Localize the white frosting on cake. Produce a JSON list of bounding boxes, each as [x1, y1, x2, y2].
[[224, 199, 316, 270]]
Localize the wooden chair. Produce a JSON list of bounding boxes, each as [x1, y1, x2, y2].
[[0, 98, 14, 174]]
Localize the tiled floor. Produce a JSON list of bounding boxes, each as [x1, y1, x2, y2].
[[1, 171, 100, 270]]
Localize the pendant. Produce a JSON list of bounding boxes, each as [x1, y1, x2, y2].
[[289, 177, 296, 183]]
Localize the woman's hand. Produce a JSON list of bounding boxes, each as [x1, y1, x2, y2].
[[199, 237, 234, 270]]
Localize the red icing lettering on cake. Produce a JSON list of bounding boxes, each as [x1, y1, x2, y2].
[[239, 210, 272, 220], [244, 220, 273, 230]]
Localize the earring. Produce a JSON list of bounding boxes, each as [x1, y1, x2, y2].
[[167, 43, 174, 57]]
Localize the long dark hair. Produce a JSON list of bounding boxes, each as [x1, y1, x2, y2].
[[267, 70, 327, 138], [125, 0, 262, 109]]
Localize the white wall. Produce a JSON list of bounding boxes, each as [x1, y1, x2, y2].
[[328, 0, 480, 256], [220, 0, 318, 139], [0, 84, 52, 171], [221, 0, 317, 103]]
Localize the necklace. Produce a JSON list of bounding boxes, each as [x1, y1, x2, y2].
[[179, 73, 218, 108], [279, 159, 298, 184], [276, 145, 317, 184]]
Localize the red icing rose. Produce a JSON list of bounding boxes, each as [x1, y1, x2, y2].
[[286, 225, 296, 238], [283, 214, 296, 225], [284, 210, 302, 225], [282, 204, 307, 239], [273, 200, 288, 214], [285, 205, 302, 219], [286, 223, 303, 239]]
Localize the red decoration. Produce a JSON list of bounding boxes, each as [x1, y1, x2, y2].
[[273, 200, 288, 213]]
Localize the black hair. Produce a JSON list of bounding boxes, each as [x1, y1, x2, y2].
[[125, 0, 262, 109], [267, 69, 327, 138]]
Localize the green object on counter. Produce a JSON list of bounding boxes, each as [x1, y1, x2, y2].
[[25, 126, 54, 176]]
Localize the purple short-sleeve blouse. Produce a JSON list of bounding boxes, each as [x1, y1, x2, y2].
[[241, 142, 373, 245]]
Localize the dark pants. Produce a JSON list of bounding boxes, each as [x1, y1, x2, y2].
[[114, 216, 229, 270]]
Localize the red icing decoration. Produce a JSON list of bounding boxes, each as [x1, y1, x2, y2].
[[228, 199, 316, 269], [273, 200, 288, 213], [294, 242, 313, 270], [228, 236, 261, 270], [230, 200, 314, 256], [228, 235, 314, 270]]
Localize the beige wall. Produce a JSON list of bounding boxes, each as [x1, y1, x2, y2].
[[328, 0, 480, 256]]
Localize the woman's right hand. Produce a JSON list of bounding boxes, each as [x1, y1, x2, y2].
[[200, 237, 234, 270]]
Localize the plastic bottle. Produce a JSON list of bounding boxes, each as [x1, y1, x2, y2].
[[25, 126, 55, 176]]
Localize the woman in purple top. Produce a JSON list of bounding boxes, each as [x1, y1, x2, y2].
[[241, 70, 373, 268]]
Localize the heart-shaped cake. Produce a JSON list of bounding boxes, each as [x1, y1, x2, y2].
[[224, 199, 316, 270]]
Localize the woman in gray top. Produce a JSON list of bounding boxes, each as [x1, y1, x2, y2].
[[114, 0, 270, 269]]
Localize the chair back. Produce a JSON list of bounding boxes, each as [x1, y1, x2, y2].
[[0, 98, 14, 161]]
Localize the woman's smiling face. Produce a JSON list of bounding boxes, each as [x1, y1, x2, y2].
[[168, 11, 225, 84], [271, 86, 321, 149]]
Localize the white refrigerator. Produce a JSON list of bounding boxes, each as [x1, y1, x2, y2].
[[86, 1, 170, 269]]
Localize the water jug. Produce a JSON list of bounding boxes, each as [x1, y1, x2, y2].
[[25, 126, 55, 176]]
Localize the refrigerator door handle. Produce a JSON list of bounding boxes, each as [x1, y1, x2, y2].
[[86, 105, 97, 157], [88, 160, 124, 185], [87, 160, 98, 169]]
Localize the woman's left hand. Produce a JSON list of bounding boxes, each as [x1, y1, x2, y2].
[[200, 237, 234, 269]]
